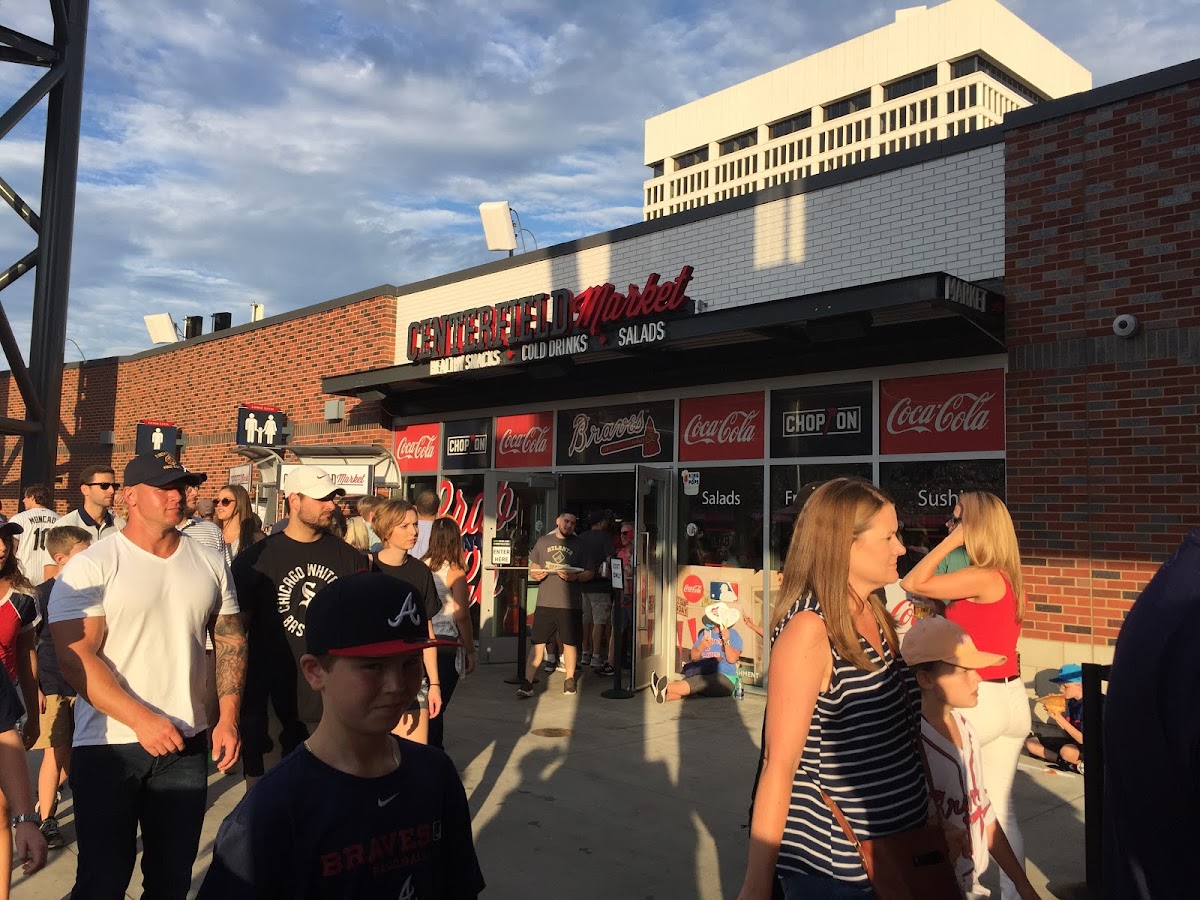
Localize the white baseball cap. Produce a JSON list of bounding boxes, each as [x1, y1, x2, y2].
[[286, 465, 344, 501]]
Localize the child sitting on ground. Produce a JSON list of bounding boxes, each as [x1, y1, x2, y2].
[[903, 617, 1041, 900], [198, 573, 485, 899], [1025, 663, 1086, 774]]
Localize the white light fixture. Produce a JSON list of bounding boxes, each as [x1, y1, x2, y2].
[[144, 313, 180, 344]]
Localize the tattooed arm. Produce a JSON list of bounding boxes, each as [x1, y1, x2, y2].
[[209, 612, 248, 771]]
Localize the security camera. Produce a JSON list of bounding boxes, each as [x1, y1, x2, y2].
[[1112, 314, 1140, 339]]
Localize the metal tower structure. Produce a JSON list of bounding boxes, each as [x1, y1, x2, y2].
[[0, 1, 89, 488]]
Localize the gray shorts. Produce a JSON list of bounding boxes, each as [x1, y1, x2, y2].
[[582, 593, 612, 626]]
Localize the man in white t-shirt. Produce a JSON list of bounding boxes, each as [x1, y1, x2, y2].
[[411, 488, 438, 560], [8, 484, 59, 585], [49, 451, 246, 898]]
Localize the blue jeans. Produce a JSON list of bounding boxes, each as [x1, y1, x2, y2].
[[778, 869, 875, 899], [71, 732, 209, 899]]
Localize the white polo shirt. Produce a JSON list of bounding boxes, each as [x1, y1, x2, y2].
[[49, 532, 238, 747]]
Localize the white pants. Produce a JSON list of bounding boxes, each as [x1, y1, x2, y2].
[[958, 677, 1032, 900]]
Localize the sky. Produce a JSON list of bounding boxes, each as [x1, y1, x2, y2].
[[0, 0, 1197, 361]]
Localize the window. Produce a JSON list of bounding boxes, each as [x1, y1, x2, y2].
[[824, 90, 870, 121], [884, 67, 937, 101], [951, 55, 1044, 105], [719, 130, 757, 155], [648, 160, 664, 178], [674, 146, 708, 171], [769, 110, 812, 139]]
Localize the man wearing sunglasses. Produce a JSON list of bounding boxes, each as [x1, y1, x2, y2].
[[57, 466, 125, 541]]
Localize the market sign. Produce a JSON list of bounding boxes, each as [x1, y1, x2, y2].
[[407, 266, 695, 370], [678, 392, 764, 462], [771, 382, 873, 457], [556, 400, 675, 466], [393, 422, 440, 474], [280, 464, 372, 495], [442, 417, 492, 471], [879, 370, 1005, 454], [495, 412, 554, 468]]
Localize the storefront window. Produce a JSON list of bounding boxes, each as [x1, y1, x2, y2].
[[768, 463, 873, 575], [675, 466, 764, 684], [435, 474, 485, 637], [879, 459, 1006, 561]]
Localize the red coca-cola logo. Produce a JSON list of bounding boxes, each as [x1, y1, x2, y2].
[[393, 422, 441, 474], [682, 575, 704, 604], [495, 413, 554, 467], [879, 371, 1004, 454], [678, 392, 765, 461]]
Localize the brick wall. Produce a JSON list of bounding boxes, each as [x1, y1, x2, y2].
[[0, 294, 397, 514], [1005, 80, 1200, 659]]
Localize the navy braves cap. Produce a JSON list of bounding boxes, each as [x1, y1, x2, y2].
[[305, 572, 461, 657], [124, 452, 206, 488]]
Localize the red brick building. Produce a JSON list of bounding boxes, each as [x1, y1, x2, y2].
[[1, 59, 1196, 679]]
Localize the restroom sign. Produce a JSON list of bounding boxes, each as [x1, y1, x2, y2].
[[237, 404, 288, 447]]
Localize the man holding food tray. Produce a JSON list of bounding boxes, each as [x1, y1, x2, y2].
[[516, 510, 594, 698]]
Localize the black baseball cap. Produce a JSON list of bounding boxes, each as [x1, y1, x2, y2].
[[124, 452, 206, 488], [305, 573, 461, 658]]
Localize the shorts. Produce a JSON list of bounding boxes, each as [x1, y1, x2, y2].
[[682, 672, 735, 698], [406, 676, 430, 713], [33, 694, 75, 750], [531, 607, 584, 647], [1038, 735, 1083, 758], [582, 593, 612, 626]]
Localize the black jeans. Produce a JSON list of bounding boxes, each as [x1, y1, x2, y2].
[[427, 648, 461, 750], [71, 732, 209, 899]]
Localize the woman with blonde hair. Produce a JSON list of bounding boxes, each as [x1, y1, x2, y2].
[[739, 478, 931, 899], [213, 483, 263, 565], [422, 517, 476, 749], [901, 490, 1029, 900], [343, 516, 372, 554]]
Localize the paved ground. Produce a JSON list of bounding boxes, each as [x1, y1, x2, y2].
[[13, 662, 1089, 898]]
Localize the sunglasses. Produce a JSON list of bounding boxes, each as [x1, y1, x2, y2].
[[620, 529, 634, 536], [216, 498, 236, 507], [947, 516, 962, 526], [85, 482, 120, 490]]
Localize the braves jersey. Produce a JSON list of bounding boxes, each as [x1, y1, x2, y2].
[[0, 589, 39, 682], [198, 738, 484, 899]]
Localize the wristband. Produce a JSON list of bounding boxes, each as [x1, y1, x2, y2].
[[11, 812, 40, 827], [429, 683, 440, 687]]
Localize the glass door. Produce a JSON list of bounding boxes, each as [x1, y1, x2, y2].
[[482, 472, 557, 655], [632, 465, 673, 689]]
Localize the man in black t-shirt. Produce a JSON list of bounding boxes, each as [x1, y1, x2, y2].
[[517, 510, 593, 698], [234, 466, 366, 789], [577, 510, 615, 670], [198, 572, 482, 900]]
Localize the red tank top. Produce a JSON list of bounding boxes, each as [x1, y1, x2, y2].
[[946, 573, 1020, 680]]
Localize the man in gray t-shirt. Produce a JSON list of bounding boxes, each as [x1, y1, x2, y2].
[[517, 511, 594, 698]]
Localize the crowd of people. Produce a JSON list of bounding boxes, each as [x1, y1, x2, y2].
[[0, 457, 482, 898]]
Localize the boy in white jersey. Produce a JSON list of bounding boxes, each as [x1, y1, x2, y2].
[[903, 618, 1041, 900]]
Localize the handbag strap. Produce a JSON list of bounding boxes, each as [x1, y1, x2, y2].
[[816, 788, 869, 871]]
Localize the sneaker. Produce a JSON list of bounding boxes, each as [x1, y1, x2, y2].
[[556, 658, 567, 673], [650, 671, 666, 704], [543, 656, 557, 673], [581, 652, 592, 666], [563, 677, 577, 695], [40, 817, 64, 850], [1069, 761, 1085, 776], [516, 679, 534, 698], [596, 663, 615, 677]]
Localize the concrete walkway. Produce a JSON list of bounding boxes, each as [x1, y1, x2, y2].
[[13, 662, 1088, 898]]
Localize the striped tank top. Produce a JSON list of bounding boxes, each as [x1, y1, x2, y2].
[[776, 592, 929, 884]]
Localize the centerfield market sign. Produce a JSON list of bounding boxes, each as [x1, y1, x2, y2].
[[407, 266, 695, 374]]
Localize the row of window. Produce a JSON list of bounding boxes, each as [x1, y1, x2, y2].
[[952, 54, 1043, 105], [818, 115, 872, 153], [764, 136, 812, 170], [714, 153, 759, 184], [719, 130, 757, 155], [879, 96, 938, 134]]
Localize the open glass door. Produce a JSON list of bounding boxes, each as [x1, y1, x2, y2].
[[632, 465, 673, 689], [481, 471, 557, 662]]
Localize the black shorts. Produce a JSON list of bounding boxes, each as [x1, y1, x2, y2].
[[682, 673, 735, 698], [1039, 735, 1083, 759], [531, 607, 583, 647]]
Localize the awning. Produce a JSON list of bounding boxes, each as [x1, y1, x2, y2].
[[322, 272, 1004, 418]]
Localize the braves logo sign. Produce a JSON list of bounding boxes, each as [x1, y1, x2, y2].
[[569, 411, 661, 458], [437, 478, 483, 607]]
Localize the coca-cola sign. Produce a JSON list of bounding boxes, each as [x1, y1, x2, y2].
[[556, 400, 674, 466], [678, 393, 765, 462], [879, 370, 1005, 454], [393, 422, 440, 474], [495, 412, 554, 468]]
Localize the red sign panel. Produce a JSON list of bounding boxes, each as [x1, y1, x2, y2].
[[494, 412, 554, 468], [393, 422, 441, 474], [678, 392, 765, 461], [879, 370, 1005, 454]]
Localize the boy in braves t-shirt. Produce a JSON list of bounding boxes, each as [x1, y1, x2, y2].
[[198, 573, 483, 899]]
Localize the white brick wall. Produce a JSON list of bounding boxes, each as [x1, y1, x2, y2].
[[394, 143, 1005, 363]]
